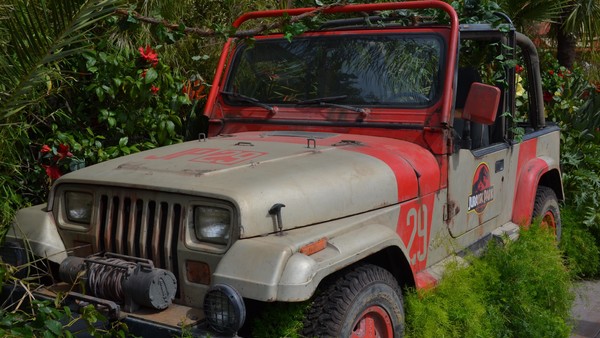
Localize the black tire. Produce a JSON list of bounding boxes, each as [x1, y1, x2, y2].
[[532, 186, 561, 242], [302, 264, 404, 338]]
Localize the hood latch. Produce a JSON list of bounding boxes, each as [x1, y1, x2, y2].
[[269, 203, 286, 236]]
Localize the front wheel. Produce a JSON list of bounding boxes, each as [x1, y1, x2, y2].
[[302, 264, 404, 338], [532, 186, 561, 241]]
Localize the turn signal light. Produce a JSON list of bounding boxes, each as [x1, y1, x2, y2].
[[299, 237, 328, 256], [186, 260, 211, 285]]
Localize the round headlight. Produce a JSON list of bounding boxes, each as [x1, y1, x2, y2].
[[65, 191, 93, 224], [203, 284, 246, 335], [194, 207, 231, 244]]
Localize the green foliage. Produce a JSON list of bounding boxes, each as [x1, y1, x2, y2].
[[560, 207, 600, 278], [0, 0, 124, 119], [0, 299, 130, 337], [406, 225, 573, 338], [543, 54, 600, 250], [405, 260, 502, 337], [447, 0, 502, 24], [526, 53, 600, 279], [560, 129, 600, 229], [494, 0, 567, 32], [540, 53, 593, 127], [74, 44, 189, 147], [0, 9, 201, 217], [483, 227, 573, 337], [251, 301, 311, 338]]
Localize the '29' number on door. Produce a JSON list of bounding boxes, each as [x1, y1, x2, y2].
[[406, 205, 428, 265]]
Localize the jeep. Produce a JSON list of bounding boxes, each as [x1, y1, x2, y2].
[[2, 2, 562, 337]]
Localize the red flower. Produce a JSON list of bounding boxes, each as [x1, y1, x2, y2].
[[150, 85, 160, 95], [40, 144, 52, 154], [140, 69, 148, 78], [42, 165, 61, 180], [138, 46, 158, 67], [57, 144, 73, 159], [515, 64, 524, 73], [548, 70, 554, 75], [558, 72, 564, 78], [543, 91, 553, 102]]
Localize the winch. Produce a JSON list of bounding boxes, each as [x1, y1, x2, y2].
[[59, 252, 177, 312]]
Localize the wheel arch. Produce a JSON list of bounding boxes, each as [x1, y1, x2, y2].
[[512, 157, 563, 225], [360, 245, 416, 290], [538, 168, 564, 201], [216, 223, 416, 302]]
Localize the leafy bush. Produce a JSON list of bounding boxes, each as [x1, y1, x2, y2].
[[406, 225, 574, 338], [0, 30, 202, 217], [560, 207, 600, 278], [250, 301, 311, 338], [540, 52, 597, 129], [529, 52, 600, 275]]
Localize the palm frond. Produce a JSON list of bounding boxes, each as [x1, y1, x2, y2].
[[0, 0, 124, 119], [495, 0, 569, 30], [563, 0, 600, 49]]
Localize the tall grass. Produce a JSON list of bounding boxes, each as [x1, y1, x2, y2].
[[405, 224, 574, 338]]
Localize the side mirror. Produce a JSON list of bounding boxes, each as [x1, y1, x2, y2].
[[462, 82, 501, 125]]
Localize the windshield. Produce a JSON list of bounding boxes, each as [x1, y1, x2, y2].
[[225, 33, 444, 107]]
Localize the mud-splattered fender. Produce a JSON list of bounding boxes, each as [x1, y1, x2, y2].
[[212, 221, 408, 302], [6, 204, 67, 264], [511, 155, 561, 225]]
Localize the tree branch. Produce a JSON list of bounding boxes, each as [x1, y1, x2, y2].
[[114, 2, 344, 38]]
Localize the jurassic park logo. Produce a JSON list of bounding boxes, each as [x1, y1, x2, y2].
[[467, 162, 494, 214]]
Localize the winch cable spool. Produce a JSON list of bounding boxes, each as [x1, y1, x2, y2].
[[59, 253, 178, 312], [87, 257, 136, 302]]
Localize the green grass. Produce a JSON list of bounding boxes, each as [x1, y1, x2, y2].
[[560, 207, 600, 279], [405, 224, 574, 338]]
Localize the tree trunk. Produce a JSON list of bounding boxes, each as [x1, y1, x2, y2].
[[555, 3, 577, 70], [556, 26, 577, 69]]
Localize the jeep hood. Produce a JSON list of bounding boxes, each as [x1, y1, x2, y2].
[[57, 131, 440, 237]]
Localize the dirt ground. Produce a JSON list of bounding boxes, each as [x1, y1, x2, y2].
[[571, 280, 600, 338]]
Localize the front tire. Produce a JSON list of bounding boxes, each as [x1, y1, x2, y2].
[[532, 186, 561, 241], [302, 264, 404, 338]]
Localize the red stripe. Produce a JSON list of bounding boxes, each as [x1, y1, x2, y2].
[[512, 139, 547, 224]]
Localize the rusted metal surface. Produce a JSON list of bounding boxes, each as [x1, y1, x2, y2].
[[38, 283, 202, 328]]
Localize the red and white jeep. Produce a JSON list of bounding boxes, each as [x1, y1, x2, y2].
[[3, 2, 562, 337]]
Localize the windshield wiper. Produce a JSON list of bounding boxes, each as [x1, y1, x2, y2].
[[295, 95, 369, 120], [221, 91, 276, 114], [295, 95, 348, 105]]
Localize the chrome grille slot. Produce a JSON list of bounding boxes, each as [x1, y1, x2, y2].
[[96, 190, 183, 276]]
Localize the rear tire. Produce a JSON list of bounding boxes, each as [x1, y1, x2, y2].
[[302, 264, 404, 338], [532, 186, 561, 242]]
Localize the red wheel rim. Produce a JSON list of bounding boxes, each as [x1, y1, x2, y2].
[[350, 306, 394, 338], [541, 210, 557, 236]]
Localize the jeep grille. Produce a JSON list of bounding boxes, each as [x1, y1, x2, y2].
[[95, 191, 183, 280]]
